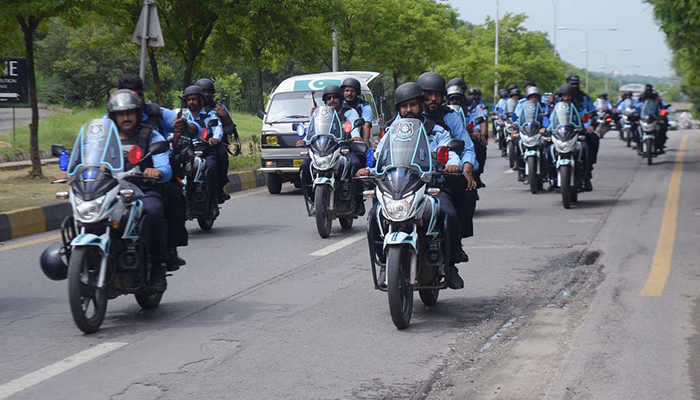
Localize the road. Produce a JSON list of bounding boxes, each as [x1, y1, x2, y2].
[[0, 129, 698, 400], [0, 108, 53, 136]]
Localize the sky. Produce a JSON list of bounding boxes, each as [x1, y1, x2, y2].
[[446, 0, 674, 78]]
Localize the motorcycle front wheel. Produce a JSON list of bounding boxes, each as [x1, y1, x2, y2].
[[387, 246, 413, 329], [315, 186, 332, 238], [508, 142, 517, 170], [646, 138, 654, 165], [528, 157, 539, 194], [625, 129, 632, 147], [68, 247, 107, 334], [560, 165, 572, 209]]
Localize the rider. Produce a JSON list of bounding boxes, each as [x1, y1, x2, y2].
[[297, 85, 365, 214], [357, 82, 467, 289], [447, 77, 468, 93], [415, 72, 479, 241], [194, 78, 239, 204], [183, 84, 224, 217], [466, 88, 488, 188], [514, 86, 548, 182], [108, 89, 173, 291], [341, 77, 373, 146]]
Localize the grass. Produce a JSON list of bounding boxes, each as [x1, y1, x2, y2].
[[0, 164, 64, 213]]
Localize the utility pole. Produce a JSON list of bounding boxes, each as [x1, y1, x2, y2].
[[332, 27, 339, 72], [494, 0, 499, 102]]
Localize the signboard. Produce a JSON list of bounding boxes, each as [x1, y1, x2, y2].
[[0, 58, 29, 105]]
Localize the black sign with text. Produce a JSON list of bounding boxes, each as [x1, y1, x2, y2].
[[0, 58, 29, 105]]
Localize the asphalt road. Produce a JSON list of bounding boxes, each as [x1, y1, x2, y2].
[[0, 129, 698, 400]]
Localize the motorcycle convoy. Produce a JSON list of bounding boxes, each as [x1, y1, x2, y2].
[[38, 74, 674, 333]]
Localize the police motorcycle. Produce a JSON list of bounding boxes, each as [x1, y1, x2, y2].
[[594, 100, 613, 138], [297, 105, 367, 238], [516, 100, 546, 194], [639, 98, 663, 165], [181, 133, 219, 231], [547, 103, 589, 209], [39, 119, 169, 333], [620, 99, 639, 148], [504, 98, 519, 170], [362, 118, 464, 330], [493, 110, 508, 157]]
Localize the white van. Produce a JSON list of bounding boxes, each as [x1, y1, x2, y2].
[[258, 71, 383, 194]]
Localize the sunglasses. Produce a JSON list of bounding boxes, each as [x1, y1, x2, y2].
[[326, 95, 342, 100]]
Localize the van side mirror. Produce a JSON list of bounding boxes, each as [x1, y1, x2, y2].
[[448, 139, 465, 154], [51, 144, 67, 157], [256, 110, 266, 120]]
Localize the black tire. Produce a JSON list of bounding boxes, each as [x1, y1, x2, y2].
[[339, 217, 353, 230], [267, 173, 282, 194], [135, 292, 163, 309], [528, 157, 539, 194], [419, 289, 439, 306], [646, 138, 654, 165], [68, 247, 107, 334], [293, 178, 302, 189], [386, 246, 413, 329], [625, 129, 632, 147], [560, 165, 572, 209], [508, 141, 517, 170], [315, 186, 332, 238], [197, 218, 214, 231]]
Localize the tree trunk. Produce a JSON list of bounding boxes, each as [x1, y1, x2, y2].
[[18, 16, 42, 178], [284, 57, 292, 79], [183, 57, 194, 91], [257, 66, 264, 111], [148, 48, 164, 106]]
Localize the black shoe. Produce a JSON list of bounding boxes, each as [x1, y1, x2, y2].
[[477, 180, 486, 189], [356, 199, 366, 216], [517, 172, 526, 182], [377, 267, 386, 288], [150, 268, 167, 292], [218, 192, 231, 204], [210, 205, 220, 218], [166, 248, 186, 272], [455, 248, 469, 263], [448, 265, 464, 290], [585, 180, 593, 192]]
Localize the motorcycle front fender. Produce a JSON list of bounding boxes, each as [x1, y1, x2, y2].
[[313, 176, 335, 189], [71, 233, 110, 255]]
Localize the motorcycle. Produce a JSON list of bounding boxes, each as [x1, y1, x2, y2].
[[182, 136, 219, 231], [619, 99, 639, 148], [298, 105, 367, 238], [547, 102, 589, 209], [40, 119, 170, 333], [363, 118, 464, 329], [594, 102, 612, 138], [516, 100, 546, 194], [504, 98, 519, 170], [639, 98, 660, 165]]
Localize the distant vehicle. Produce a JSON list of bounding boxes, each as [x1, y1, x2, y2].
[[618, 83, 645, 100], [257, 71, 384, 194], [667, 114, 678, 130]]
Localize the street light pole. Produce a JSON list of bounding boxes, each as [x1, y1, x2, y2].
[[551, 0, 559, 55], [494, 0, 499, 101], [558, 27, 617, 92]]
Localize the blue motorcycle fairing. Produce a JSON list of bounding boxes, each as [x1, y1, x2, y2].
[[72, 232, 110, 255]]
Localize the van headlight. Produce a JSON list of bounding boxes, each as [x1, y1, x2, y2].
[[74, 195, 105, 222], [312, 153, 334, 170], [382, 192, 415, 221]]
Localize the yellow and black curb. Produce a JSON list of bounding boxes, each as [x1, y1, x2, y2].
[[0, 170, 267, 242]]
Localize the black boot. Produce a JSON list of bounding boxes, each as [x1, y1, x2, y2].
[[150, 267, 167, 292], [377, 266, 386, 288], [448, 264, 464, 289], [166, 248, 186, 272]]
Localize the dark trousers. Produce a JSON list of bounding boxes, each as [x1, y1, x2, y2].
[[215, 143, 229, 193], [585, 132, 599, 165], [142, 190, 168, 268], [204, 153, 218, 204], [443, 175, 477, 238], [367, 192, 461, 262], [474, 139, 487, 180], [164, 180, 188, 248]]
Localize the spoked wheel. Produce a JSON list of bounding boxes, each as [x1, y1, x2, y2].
[[315, 185, 332, 238], [68, 247, 107, 334], [339, 217, 353, 230], [528, 157, 539, 194], [646, 138, 654, 165], [198, 217, 215, 231], [387, 246, 413, 329], [135, 292, 163, 309], [560, 165, 572, 209], [508, 142, 517, 169]]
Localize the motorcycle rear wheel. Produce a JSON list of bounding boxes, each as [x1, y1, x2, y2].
[[387, 246, 413, 329], [646, 138, 654, 165], [68, 247, 107, 334], [419, 289, 439, 306], [528, 157, 539, 194], [508, 142, 517, 170], [135, 292, 163, 309], [560, 165, 572, 209], [198, 218, 215, 231], [315, 186, 332, 238], [339, 217, 353, 230], [625, 129, 632, 147]]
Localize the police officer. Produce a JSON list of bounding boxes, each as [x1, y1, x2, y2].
[[447, 77, 468, 93], [108, 89, 173, 291], [415, 72, 478, 241], [195, 78, 239, 203], [341, 77, 373, 146], [115, 74, 197, 270], [357, 82, 467, 289], [514, 86, 549, 182], [183, 84, 224, 217], [297, 85, 365, 214], [465, 88, 488, 188]]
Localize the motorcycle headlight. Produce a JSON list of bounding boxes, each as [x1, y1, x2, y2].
[[311, 153, 335, 170], [74, 195, 106, 222], [382, 192, 416, 221]]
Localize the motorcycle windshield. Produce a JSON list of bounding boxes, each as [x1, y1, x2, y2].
[[505, 98, 518, 115], [309, 135, 340, 157], [519, 100, 541, 126], [550, 102, 581, 130], [622, 99, 635, 110], [375, 118, 432, 176], [640, 99, 659, 118], [67, 118, 123, 177], [305, 105, 343, 141]]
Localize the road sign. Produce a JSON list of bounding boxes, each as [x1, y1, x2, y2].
[[0, 58, 28, 105], [131, 0, 165, 48]]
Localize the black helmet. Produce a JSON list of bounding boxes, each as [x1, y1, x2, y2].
[[195, 78, 216, 92], [499, 88, 508, 98], [447, 77, 467, 91], [40, 242, 68, 281], [566, 75, 581, 84], [184, 85, 205, 98], [523, 80, 536, 89], [559, 84, 575, 96], [468, 87, 479, 96], [645, 83, 653, 90], [340, 77, 361, 93], [599, 92, 608, 98], [394, 82, 426, 110], [446, 85, 465, 100], [107, 89, 142, 113], [508, 87, 521, 96], [625, 91, 633, 98], [417, 72, 446, 94], [322, 85, 343, 101]]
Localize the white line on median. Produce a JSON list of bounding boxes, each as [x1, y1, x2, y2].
[[310, 233, 365, 256], [0, 342, 127, 400]]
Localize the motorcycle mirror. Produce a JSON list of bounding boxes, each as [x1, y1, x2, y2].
[[448, 139, 465, 154], [542, 117, 550, 128], [366, 148, 375, 168], [437, 146, 449, 166], [59, 151, 70, 171], [343, 120, 352, 134], [129, 145, 143, 165], [149, 140, 169, 155], [51, 144, 67, 158], [354, 118, 365, 128]]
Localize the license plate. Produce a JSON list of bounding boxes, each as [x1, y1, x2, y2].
[[293, 159, 303, 167]]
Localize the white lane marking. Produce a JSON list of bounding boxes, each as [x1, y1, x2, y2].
[[503, 169, 515, 174], [0, 342, 127, 400], [310, 233, 365, 256]]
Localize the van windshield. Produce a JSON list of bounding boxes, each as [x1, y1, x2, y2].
[[266, 92, 324, 124]]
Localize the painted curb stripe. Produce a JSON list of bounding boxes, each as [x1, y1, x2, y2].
[[6, 207, 46, 239]]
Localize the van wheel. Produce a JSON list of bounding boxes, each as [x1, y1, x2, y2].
[[267, 173, 282, 194]]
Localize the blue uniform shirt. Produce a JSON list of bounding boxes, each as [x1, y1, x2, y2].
[[187, 108, 223, 141], [148, 131, 173, 183]]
